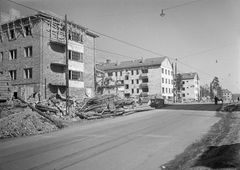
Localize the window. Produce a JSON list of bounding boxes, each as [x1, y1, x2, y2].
[[182, 87, 185, 91], [69, 70, 83, 81], [142, 78, 148, 83], [171, 71, 173, 76], [162, 68, 164, 74], [131, 70, 134, 75], [108, 72, 113, 76], [132, 79, 134, 84], [142, 88, 149, 92], [162, 87, 164, 93], [125, 84, 129, 89], [132, 89, 134, 94], [9, 70, 17, 80], [162, 78, 164, 83], [171, 80, 173, 84], [165, 78, 167, 84], [182, 93, 185, 97], [166, 88, 168, 93], [24, 46, 32, 57], [125, 75, 129, 80], [69, 31, 83, 43], [115, 72, 117, 76], [165, 69, 167, 74], [136, 70, 139, 75], [24, 68, 32, 79], [9, 49, 17, 60], [168, 79, 170, 84], [136, 79, 139, 84], [137, 88, 139, 93], [182, 81, 185, 84], [24, 25, 32, 36], [0, 52, 3, 62], [69, 50, 83, 62], [9, 29, 15, 40], [120, 71, 122, 76], [168, 70, 170, 75], [169, 88, 171, 93], [142, 69, 148, 73]]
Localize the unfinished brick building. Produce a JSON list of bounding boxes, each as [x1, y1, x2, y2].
[[0, 12, 98, 100]]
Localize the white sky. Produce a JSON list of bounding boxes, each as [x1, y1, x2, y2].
[[1, 0, 240, 93]]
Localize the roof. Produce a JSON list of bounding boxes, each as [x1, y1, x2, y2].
[[97, 57, 168, 71], [181, 72, 199, 80], [222, 89, 232, 94], [0, 11, 99, 38]]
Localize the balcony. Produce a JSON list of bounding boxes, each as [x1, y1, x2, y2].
[[50, 62, 66, 73], [139, 73, 148, 79], [140, 92, 148, 97], [139, 82, 148, 89]]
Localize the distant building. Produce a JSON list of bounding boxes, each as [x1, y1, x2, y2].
[[180, 72, 200, 101], [222, 89, 232, 102], [97, 57, 174, 100], [0, 12, 98, 100]]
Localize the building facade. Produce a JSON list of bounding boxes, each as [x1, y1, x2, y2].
[[180, 72, 200, 101], [97, 57, 174, 100], [0, 12, 98, 100], [222, 89, 232, 102]]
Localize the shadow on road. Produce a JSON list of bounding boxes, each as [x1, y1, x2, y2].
[[162, 104, 222, 111]]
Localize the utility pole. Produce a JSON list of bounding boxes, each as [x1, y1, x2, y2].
[[174, 58, 178, 103], [93, 38, 96, 93], [65, 14, 69, 115]]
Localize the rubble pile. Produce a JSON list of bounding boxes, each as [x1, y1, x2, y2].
[[75, 94, 135, 120], [0, 107, 58, 139]]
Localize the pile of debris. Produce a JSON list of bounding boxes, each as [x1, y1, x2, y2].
[[75, 94, 135, 120], [27, 94, 138, 120], [0, 107, 58, 139]]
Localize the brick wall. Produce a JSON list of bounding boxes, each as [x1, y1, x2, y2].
[[0, 19, 42, 99]]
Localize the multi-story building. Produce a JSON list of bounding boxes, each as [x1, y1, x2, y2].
[[222, 89, 232, 102], [97, 57, 174, 100], [0, 12, 98, 100], [180, 72, 200, 101]]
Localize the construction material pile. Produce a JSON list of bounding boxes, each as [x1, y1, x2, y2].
[[75, 94, 135, 120]]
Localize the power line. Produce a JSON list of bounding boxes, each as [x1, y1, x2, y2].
[[3, 0, 238, 91], [179, 42, 236, 60], [163, 0, 204, 11], [4, 0, 171, 60]]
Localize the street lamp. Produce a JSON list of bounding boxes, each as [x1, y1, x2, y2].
[[160, 9, 165, 17]]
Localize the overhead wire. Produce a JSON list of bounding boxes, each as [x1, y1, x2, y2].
[[2, 0, 239, 91]]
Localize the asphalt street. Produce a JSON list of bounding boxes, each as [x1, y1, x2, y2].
[[0, 105, 221, 170]]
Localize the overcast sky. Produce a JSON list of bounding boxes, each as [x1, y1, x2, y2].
[[1, 0, 240, 93]]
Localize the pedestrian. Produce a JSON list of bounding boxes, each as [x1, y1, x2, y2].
[[214, 96, 218, 105]]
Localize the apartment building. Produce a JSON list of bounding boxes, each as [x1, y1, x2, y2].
[[97, 57, 174, 100], [0, 12, 98, 100], [181, 72, 200, 101], [222, 89, 232, 102]]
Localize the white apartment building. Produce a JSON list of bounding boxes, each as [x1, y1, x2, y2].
[[222, 89, 232, 102], [181, 72, 200, 101], [97, 57, 174, 100]]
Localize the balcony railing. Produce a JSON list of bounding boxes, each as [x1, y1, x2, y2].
[[139, 73, 148, 79], [139, 82, 148, 89]]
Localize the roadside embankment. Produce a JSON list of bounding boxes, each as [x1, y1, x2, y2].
[[161, 108, 240, 170]]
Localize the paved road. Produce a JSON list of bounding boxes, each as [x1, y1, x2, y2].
[[0, 106, 220, 170]]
